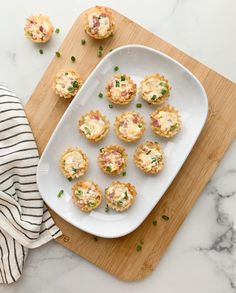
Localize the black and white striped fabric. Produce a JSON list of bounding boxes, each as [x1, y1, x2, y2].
[[0, 86, 62, 283]]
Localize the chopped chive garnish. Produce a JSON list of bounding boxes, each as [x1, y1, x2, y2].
[[115, 80, 120, 87], [109, 32, 114, 37], [81, 39, 86, 45], [138, 124, 142, 128], [105, 204, 109, 213], [140, 240, 144, 245], [124, 191, 128, 200], [121, 75, 126, 81], [106, 165, 112, 172], [71, 56, 76, 62], [99, 45, 103, 51], [67, 86, 74, 92], [72, 80, 79, 88], [151, 158, 157, 163], [136, 244, 142, 252], [39, 49, 43, 54], [100, 147, 104, 152], [122, 172, 126, 176], [57, 189, 64, 198], [98, 92, 103, 98], [136, 103, 142, 108], [161, 89, 167, 95], [109, 104, 113, 109], [68, 177, 72, 182], [162, 215, 169, 221], [105, 187, 108, 192], [55, 51, 61, 58], [151, 94, 157, 100], [94, 236, 98, 242], [146, 150, 151, 155], [97, 50, 103, 57], [152, 219, 157, 226], [114, 66, 119, 71], [65, 72, 68, 75], [55, 28, 60, 34], [109, 49, 113, 52], [72, 167, 77, 173]]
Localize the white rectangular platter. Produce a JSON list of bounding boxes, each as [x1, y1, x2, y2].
[[37, 45, 208, 238]]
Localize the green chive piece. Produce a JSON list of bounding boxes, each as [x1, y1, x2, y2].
[[114, 66, 119, 72], [67, 86, 74, 92], [39, 49, 43, 54], [97, 50, 103, 58], [65, 72, 68, 75], [99, 45, 103, 51], [68, 177, 72, 182], [140, 240, 144, 245], [81, 39, 86, 45], [121, 75, 126, 81], [109, 49, 113, 52], [136, 244, 142, 252], [98, 92, 103, 98], [55, 51, 61, 58], [146, 150, 151, 155], [72, 80, 79, 88], [55, 28, 60, 34], [152, 219, 157, 226], [71, 56, 76, 62], [57, 189, 64, 198], [106, 165, 112, 172], [161, 89, 167, 95], [105, 205, 109, 213], [122, 172, 126, 176], [109, 104, 113, 109], [136, 103, 142, 108], [100, 147, 104, 152], [151, 94, 157, 100], [72, 167, 77, 173], [162, 215, 169, 221], [109, 32, 114, 37]]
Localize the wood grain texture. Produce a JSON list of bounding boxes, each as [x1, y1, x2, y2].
[[25, 8, 236, 281]]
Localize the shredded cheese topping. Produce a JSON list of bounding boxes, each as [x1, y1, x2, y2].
[[118, 113, 143, 139], [62, 151, 86, 177], [88, 12, 110, 37], [142, 77, 168, 102], [153, 111, 179, 134], [74, 181, 101, 209], [80, 112, 105, 138], [55, 71, 80, 96], [25, 16, 52, 41], [106, 184, 133, 208]]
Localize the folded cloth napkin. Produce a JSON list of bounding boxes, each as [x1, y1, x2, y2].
[[0, 86, 62, 284]]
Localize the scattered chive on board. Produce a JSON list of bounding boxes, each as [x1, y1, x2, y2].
[[109, 104, 113, 108], [136, 103, 142, 108], [98, 92, 103, 98], [55, 28, 60, 34], [55, 51, 61, 58], [122, 172, 126, 176], [71, 56, 76, 62], [99, 45, 103, 51], [162, 215, 170, 221], [97, 50, 103, 58], [114, 66, 119, 71], [152, 219, 157, 226], [81, 39, 86, 45], [136, 244, 142, 252]]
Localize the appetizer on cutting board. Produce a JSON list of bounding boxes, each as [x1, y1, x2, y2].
[[72, 180, 102, 212], [134, 141, 164, 174], [150, 105, 181, 138], [140, 73, 171, 105], [60, 147, 89, 180], [98, 144, 128, 176], [106, 74, 137, 105], [24, 14, 54, 43], [54, 69, 83, 99], [78, 110, 110, 142], [105, 181, 137, 212], [114, 111, 145, 142], [84, 6, 115, 39]]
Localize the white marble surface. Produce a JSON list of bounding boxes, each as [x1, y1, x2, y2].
[[1, 0, 236, 292]]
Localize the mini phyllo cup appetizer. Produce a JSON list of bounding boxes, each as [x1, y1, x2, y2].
[[114, 111, 145, 142], [140, 73, 171, 105], [150, 105, 181, 138], [106, 74, 137, 105], [134, 141, 164, 174], [72, 180, 102, 212], [84, 6, 115, 39], [24, 14, 54, 43], [60, 147, 89, 180], [78, 110, 110, 142], [54, 69, 83, 99], [105, 181, 137, 212], [98, 144, 128, 176]]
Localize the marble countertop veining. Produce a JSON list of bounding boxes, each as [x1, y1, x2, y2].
[[0, 0, 236, 292]]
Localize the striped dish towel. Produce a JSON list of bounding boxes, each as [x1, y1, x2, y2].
[[0, 86, 62, 283]]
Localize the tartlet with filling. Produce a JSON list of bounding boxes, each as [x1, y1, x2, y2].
[[106, 74, 137, 105], [105, 181, 137, 212], [54, 69, 83, 99], [60, 147, 89, 180], [140, 73, 171, 105], [98, 144, 128, 176], [72, 180, 102, 212], [133, 141, 164, 174], [150, 105, 181, 138], [78, 110, 110, 142], [24, 14, 54, 43], [84, 6, 115, 39], [114, 111, 145, 142]]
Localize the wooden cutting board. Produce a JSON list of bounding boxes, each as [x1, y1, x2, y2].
[[25, 8, 236, 281]]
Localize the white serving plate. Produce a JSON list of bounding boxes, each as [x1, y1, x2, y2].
[[37, 45, 208, 238]]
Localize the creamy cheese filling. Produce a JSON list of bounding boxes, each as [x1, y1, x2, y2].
[[56, 72, 80, 95], [80, 115, 105, 138], [25, 17, 51, 40], [88, 12, 110, 36], [142, 78, 168, 102], [63, 151, 86, 177], [75, 182, 100, 208], [102, 150, 125, 172], [154, 111, 179, 133], [109, 76, 134, 100], [106, 185, 133, 207], [139, 146, 162, 171], [119, 114, 142, 139]]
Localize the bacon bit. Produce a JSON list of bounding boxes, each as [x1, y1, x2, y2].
[[39, 25, 44, 32], [100, 13, 107, 17], [132, 115, 138, 123], [121, 91, 127, 97], [153, 120, 160, 127]]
